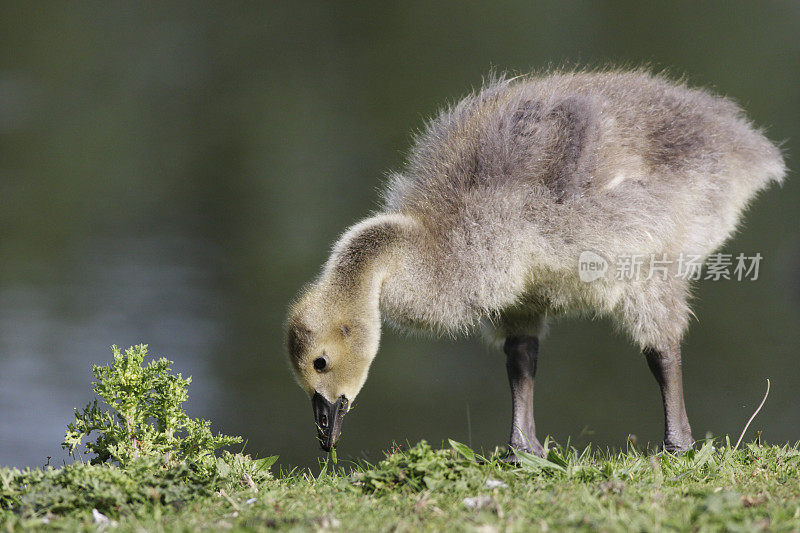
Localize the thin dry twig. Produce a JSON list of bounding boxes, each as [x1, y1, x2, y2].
[[216, 489, 242, 512], [734, 379, 770, 451]]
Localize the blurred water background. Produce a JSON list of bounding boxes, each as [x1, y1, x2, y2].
[[1, 2, 798, 469]]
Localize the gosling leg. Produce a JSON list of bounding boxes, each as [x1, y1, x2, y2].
[[644, 344, 694, 453], [504, 335, 545, 458]]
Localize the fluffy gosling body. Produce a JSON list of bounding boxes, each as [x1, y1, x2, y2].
[[287, 70, 785, 455]]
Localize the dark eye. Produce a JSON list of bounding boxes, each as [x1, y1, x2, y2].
[[313, 357, 327, 372]]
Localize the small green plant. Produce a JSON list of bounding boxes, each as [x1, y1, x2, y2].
[[63, 344, 241, 469], [355, 441, 484, 494]]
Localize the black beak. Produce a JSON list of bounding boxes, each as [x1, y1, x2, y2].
[[311, 392, 349, 452]]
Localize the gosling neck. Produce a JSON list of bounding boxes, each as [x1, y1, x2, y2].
[[322, 213, 413, 308]]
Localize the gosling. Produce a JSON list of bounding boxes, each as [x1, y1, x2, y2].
[[286, 70, 785, 457]]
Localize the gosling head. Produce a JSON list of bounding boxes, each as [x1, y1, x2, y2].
[[286, 283, 381, 451]]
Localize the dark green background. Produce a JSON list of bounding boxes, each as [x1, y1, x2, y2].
[[1, 2, 797, 469]]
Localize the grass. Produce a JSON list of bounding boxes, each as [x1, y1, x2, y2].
[[2, 346, 798, 531], [2, 438, 800, 532]]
